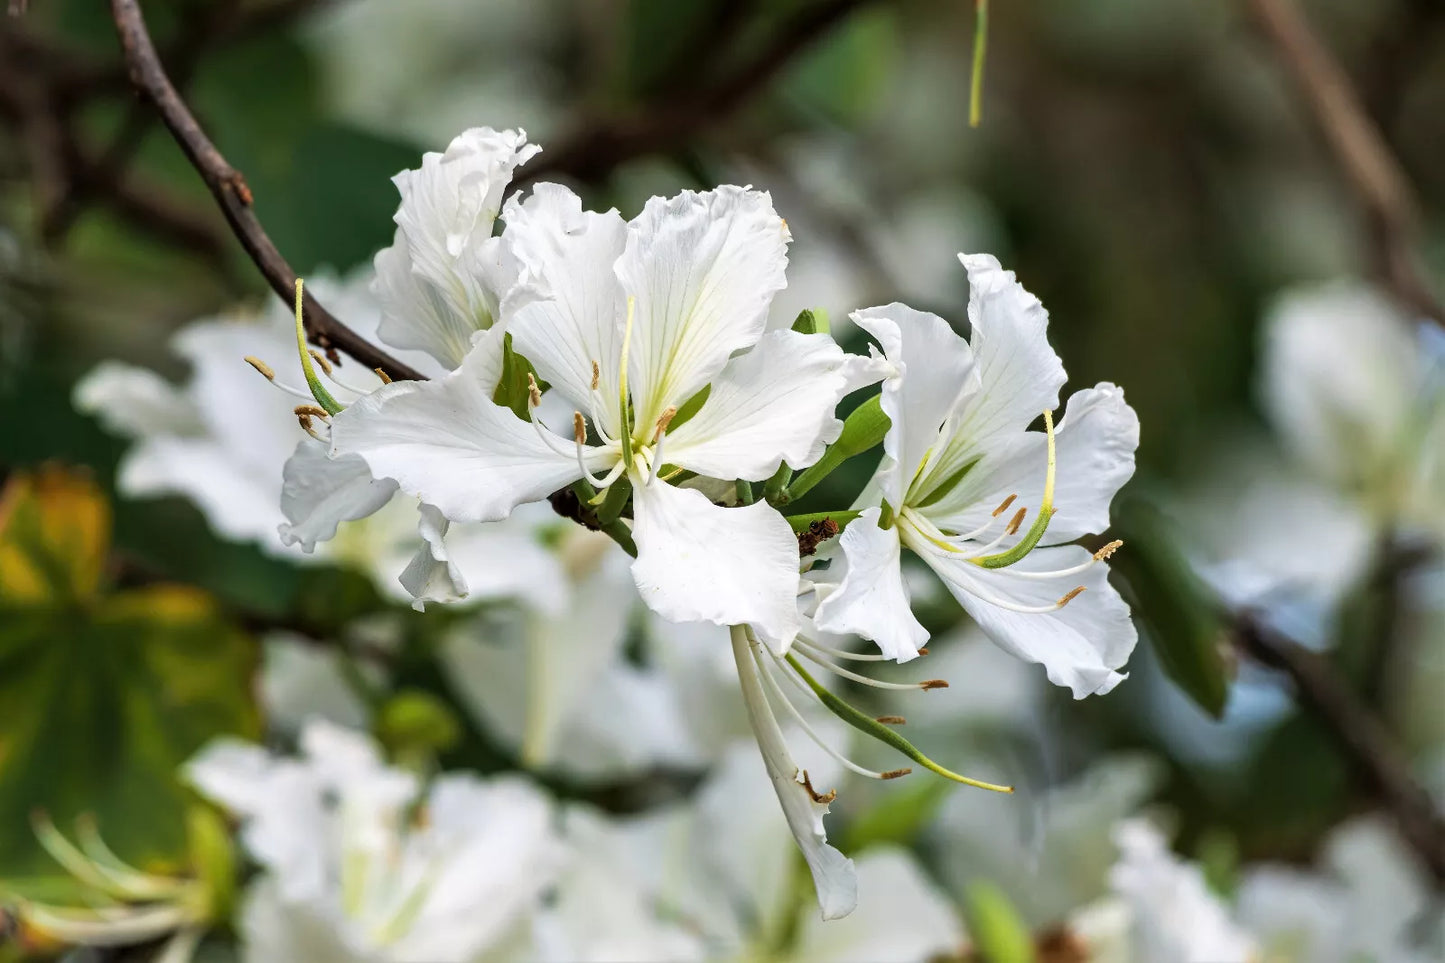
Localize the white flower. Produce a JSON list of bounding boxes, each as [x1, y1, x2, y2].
[[1108, 819, 1256, 963], [332, 182, 878, 648], [813, 253, 1139, 697], [187, 720, 561, 963]]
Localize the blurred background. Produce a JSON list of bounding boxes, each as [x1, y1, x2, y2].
[[2, 0, 1445, 960]]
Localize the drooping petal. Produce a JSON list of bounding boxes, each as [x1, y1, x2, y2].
[[665, 331, 876, 480], [377, 127, 540, 367], [329, 331, 605, 522], [914, 542, 1136, 698], [851, 303, 978, 507], [812, 508, 929, 661], [73, 361, 204, 438], [729, 625, 857, 921], [397, 503, 467, 609], [503, 183, 629, 429], [631, 480, 801, 650], [617, 186, 790, 426], [946, 253, 1066, 458], [277, 439, 399, 552], [430, 507, 568, 613], [924, 383, 1139, 544]]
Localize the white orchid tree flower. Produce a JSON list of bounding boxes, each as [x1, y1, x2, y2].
[[330, 182, 880, 649], [812, 253, 1140, 697], [186, 719, 561, 963]]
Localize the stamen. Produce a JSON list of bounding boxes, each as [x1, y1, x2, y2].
[[876, 715, 906, 725], [244, 356, 275, 380], [294, 404, 330, 420], [1005, 507, 1026, 535], [374, 368, 392, 384], [1010, 540, 1125, 581], [793, 640, 947, 691], [1094, 539, 1123, 561], [652, 405, 678, 443], [881, 769, 912, 779], [920, 679, 949, 690], [526, 372, 542, 410], [992, 493, 1017, 517], [590, 360, 600, 391], [971, 409, 1058, 570], [965, 507, 1028, 557], [308, 348, 333, 376], [1057, 586, 1087, 607], [793, 637, 894, 662], [571, 412, 618, 488], [573, 412, 587, 446]]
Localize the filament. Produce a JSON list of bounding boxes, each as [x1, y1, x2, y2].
[[793, 641, 944, 691]]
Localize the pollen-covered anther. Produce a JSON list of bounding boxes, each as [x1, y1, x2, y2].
[[652, 405, 678, 442], [797, 769, 837, 804], [920, 679, 949, 690], [573, 411, 587, 446], [1005, 506, 1027, 536], [875, 715, 906, 725], [917, 647, 929, 656], [1057, 585, 1087, 607], [374, 367, 392, 385], [590, 360, 600, 391], [1093, 539, 1124, 561], [244, 356, 276, 381], [307, 349, 333, 376], [294, 404, 331, 420], [991, 493, 1018, 517], [526, 372, 542, 409], [880, 768, 913, 780]]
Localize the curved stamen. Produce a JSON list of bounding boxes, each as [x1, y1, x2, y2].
[[964, 506, 1027, 558], [791, 636, 893, 663], [572, 412, 619, 488], [1009, 540, 1123, 580], [794, 644, 947, 692]]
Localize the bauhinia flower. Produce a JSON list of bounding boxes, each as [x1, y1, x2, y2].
[[331, 182, 879, 647], [186, 719, 561, 963], [814, 253, 1140, 697]]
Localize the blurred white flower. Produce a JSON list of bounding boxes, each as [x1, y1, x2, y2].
[[187, 720, 561, 963], [814, 253, 1139, 696]]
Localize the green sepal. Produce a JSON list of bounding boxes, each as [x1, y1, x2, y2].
[[790, 308, 829, 335], [492, 333, 541, 421], [788, 394, 890, 502]]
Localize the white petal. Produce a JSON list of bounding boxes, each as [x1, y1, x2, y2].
[[428, 511, 568, 613], [915, 542, 1136, 698], [730, 626, 856, 920], [924, 383, 1139, 543], [73, 361, 203, 438], [278, 439, 399, 552], [951, 252, 1067, 453], [631, 480, 801, 650], [812, 508, 929, 661], [397, 503, 467, 609], [378, 127, 539, 367], [237, 879, 369, 963], [851, 303, 978, 507], [329, 331, 604, 522], [617, 186, 790, 426], [664, 330, 870, 481], [503, 183, 629, 429], [259, 634, 372, 736]]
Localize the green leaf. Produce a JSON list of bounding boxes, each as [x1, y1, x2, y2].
[[962, 881, 1038, 963], [844, 778, 951, 852], [787, 393, 890, 502], [1110, 495, 1230, 718], [790, 308, 828, 335], [0, 585, 260, 875], [493, 333, 541, 421]]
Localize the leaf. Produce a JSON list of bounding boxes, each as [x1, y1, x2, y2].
[[790, 308, 829, 335], [787, 393, 890, 502], [844, 778, 951, 852], [1109, 495, 1230, 718], [0, 584, 260, 875], [962, 881, 1038, 963], [0, 467, 110, 604]]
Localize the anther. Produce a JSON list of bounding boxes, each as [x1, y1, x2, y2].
[[573, 412, 587, 446], [308, 349, 333, 376], [1093, 539, 1123, 561], [798, 770, 836, 805], [918, 647, 929, 656], [875, 715, 906, 725], [652, 405, 678, 443], [1057, 586, 1087, 607], [526, 372, 542, 409], [920, 679, 949, 690], [992, 493, 1017, 517], [590, 361, 600, 391], [374, 367, 392, 384], [1005, 506, 1027, 535], [244, 356, 275, 381], [880, 768, 912, 780], [294, 404, 330, 420]]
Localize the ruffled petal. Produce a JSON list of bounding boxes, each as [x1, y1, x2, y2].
[[277, 439, 399, 552], [503, 183, 629, 428], [329, 331, 605, 522], [811, 508, 929, 662], [924, 383, 1139, 544], [913, 542, 1136, 698], [630, 480, 801, 650], [397, 503, 467, 609], [617, 186, 790, 426], [665, 331, 874, 481], [851, 303, 978, 508]]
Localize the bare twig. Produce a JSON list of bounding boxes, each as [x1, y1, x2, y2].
[[1233, 611, 1445, 886], [108, 0, 424, 382], [1247, 0, 1444, 324], [526, 0, 883, 184]]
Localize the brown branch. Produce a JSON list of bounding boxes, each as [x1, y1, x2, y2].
[[1247, 0, 1444, 325], [1233, 610, 1445, 886], [525, 0, 883, 184], [108, 0, 425, 382]]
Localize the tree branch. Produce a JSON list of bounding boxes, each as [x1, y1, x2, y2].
[[108, 0, 425, 382], [1233, 610, 1445, 886], [1247, 0, 1444, 324]]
